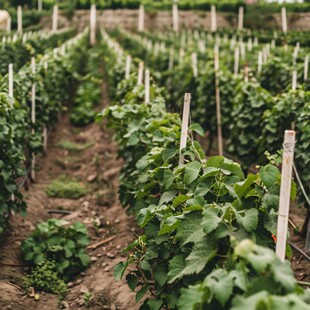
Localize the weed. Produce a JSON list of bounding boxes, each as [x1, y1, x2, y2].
[[45, 176, 88, 199], [58, 140, 93, 152]]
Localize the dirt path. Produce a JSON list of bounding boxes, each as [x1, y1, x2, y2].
[[0, 84, 139, 310]]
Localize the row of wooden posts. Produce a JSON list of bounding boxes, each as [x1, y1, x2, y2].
[[102, 28, 297, 263], [9, 3, 289, 36]]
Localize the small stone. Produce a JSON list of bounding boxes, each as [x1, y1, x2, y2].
[[97, 253, 102, 257], [116, 245, 121, 250], [104, 267, 110, 272], [101, 262, 109, 267], [80, 272, 86, 277], [34, 294, 40, 301], [79, 285, 89, 294], [91, 211, 97, 216], [107, 252, 115, 259], [75, 279, 82, 285], [91, 257, 98, 262], [67, 282, 74, 288], [60, 301, 70, 309], [77, 298, 84, 306], [114, 218, 120, 224], [110, 304, 117, 310], [87, 173, 97, 183]]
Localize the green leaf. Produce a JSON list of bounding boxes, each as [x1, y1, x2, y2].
[[176, 212, 204, 245], [260, 164, 280, 189], [126, 274, 138, 292], [231, 291, 269, 310], [189, 123, 205, 137], [178, 284, 204, 310], [136, 285, 150, 302], [163, 169, 175, 190], [114, 261, 129, 281], [202, 207, 221, 235], [167, 254, 186, 283], [173, 195, 190, 207], [184, 161, 202, 185], [204, 269, 234, 306], [162, 148, 178, 162], [271, 261, 296, 292], [147, 299, 163, 310], [159, 190, 177, 206], [236, 208, 259, 232], [154, 265, 168, 287], [235, 174, 258, 198], [181, 239, 217, 276]]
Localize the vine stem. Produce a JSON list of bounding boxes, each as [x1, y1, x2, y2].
[[297, 281, 310, 286]]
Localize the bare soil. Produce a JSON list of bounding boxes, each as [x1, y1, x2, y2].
[[0, 84, 139, 310]]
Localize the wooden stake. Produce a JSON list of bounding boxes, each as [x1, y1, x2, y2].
[[17, 5, 22, 32], [276, 130, 296, 261], [211, 5, 217, 32], [172, 3, 179, 32], [247, 38, 252, 51], [125, 55, 131, 79], [52, 5, 58, 32], [8, 64, 13, 107], [138, 62, 144, 85], [179, 93, 191, 166], [304, 55, 309, 81], [7, 16, 11, 32], [238, 7, 244, 31], [43, 127, 48, 152], [38, 0, 42, 11], [292, 70, 297, 91], [257, 51, 263, 74], [144, 69, 150, 104], [234, 46, 239, 77], [282, 7, 287, 33], [192, 52, 198, 78], [169, 48, 174, 70], [138, 4, 145, 32], [214, 46, 223, 156], [31, 57, 36, 180], [244, 64, 249, 82], [90, 4, 96, 45]]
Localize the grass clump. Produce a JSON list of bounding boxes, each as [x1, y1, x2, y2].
[[57, 140, 93, 152], [23, 260, 68, 299], [45, 177, 88, 199]]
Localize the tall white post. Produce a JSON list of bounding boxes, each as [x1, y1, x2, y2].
[[145, 69, 150, 104], [234, 46, 239, 77], [304, 55, 309, 81], [172, 3, 179, 32], [138, 62, 144, 85], [179, 93, 191, 166], [31, 57, 36, 180], [38, 0, 43, 11], [125, 55, 131, 79], [90, 4, 96, 45], [282, 7, 287, 33], [17, 5, 22, 32], [7, 16, 11, 32], [276, 130, 296, 261], [238, 7, 244, 31], [8, 64, 13, 107], [211, 5, 217, 32], [138, 4, 145, 32], [52, 5, 59, 32]]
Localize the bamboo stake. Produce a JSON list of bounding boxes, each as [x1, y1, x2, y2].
[[90, 4, 96, 45], [244, 64, 249, 82], [257, 51, 263, 74], [138, 62, 144, 85], [211, 5, 217, 32], [192, 52, 198, 78], [238, 7, 244, 31], [144, 69, 150, 104], [234, 46, 239, 77], [304, 55, 309, 81], [38, 0, 42, 11], [125, 55, 131, 79], [276, 130, 296, 261], [282, 7, 287, 33], [172, 3, 179, 32], [179, 93, 191, 166], [169, 47, 174, 70], [7, 16, 11, 32], [247, 38, 252, 52], [292, 70, 297, 91], [138, 4, 145, 32], [52, 5, 58, 32], [8, 64, 13, 107], [17, 5, 22, 32], [214, 46, 223, 156], [43, 61, 48, 152], [31, 57, 36, 180]]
